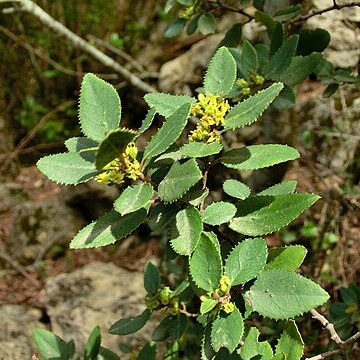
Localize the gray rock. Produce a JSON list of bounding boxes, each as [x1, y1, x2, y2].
[[0, 305, 43, 360], [44, 262, 153, 356]]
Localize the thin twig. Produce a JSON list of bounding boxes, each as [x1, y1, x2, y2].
[[207, 0, 253, 21], [0, 0, 157, 93], [293, 1, 360, 24], [311, 309, 344, 345]]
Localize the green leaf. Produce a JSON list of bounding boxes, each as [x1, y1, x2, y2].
[[84, 326, 101, 360], [280, 53, 322, 86], [211, 308, 244, 353], [114, 183, 154, 215], [198, 13, 216, 35], [70, 208, 147, 249], [165, 0, 177, 13], [200, 298, 218, 315], [147, 202, 179, 231], [144, 93, 194, 118], [273, 4, 302, 22], [239, 327, 273, 360], [171, 280, 190, 298], [136, 108, 157, 139], [269, 22, 283, 57], [221, 144, 299, 171], [202, 202, 237, 226], [144, 103, 191, 160], [264, 35, 299, 80], [202, 324, 216, 360], [37, 152, 97, 185], [265, 246, 307, 272], [229, 194, 320, 236], [95, 128, 136, 170], [32, 329, 74, 360], [181, 142, 223, 158], [152, 315, 187, 341], [323, 83, 339, 98], [79, 73, 121, 142], [272, 84, 296, 110], [188, 188, 209, 207], [187, 14, 200, 35], [223, 179, 251, 200], [225, 237, 267, 286], [218, 23, 242, 48], [239, 40, 258, 79], [138, 342, 157, 360], [109, 309, 151, 335], [224, 83, 284, 130], [158, 159, 202, 203], [65, 137, 98, 152], [189, 232, 222, 292], [258, 180, 297, 196], [245, 270, 330, 320], [255, 43, 270, 69], [254, 11, 275, 36], [171, 207, 203, 256], [204, 47, 237, 96], [275, 320, 304, 360], [98, 346, 120, 360], [297, 28, 330, 56], [144, 261, 160, 295], [155, 149, 184, 164], [164, 18, 186, 38]]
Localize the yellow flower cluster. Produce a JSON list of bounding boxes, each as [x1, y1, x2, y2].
[[95, 142, 143, 185], [189, 93, 230, 143]]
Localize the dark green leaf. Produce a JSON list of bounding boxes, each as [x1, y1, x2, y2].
[[254, 11, 275, 36], [273, 4, 302, 22], [225, 237, 267, 286], [70, 209, 147, 249], [164, 18, 186, 38], [98, 347, 120, 360], [297, 28, 330, 56], [272, 84, 296, 110], [218, 23, 242, 48], [254, 43, 269, 69], [152, 315, 187, 341], [136, 108, 157, 139], [198, 13, 216, 35], [269, 22, 283, 57], [189, 232, 222, 292], [84, 326, 101, 360], [95, 128, 136, 170], [79, 74, 121, 142], [264, 35, 299, 80], [158, 159, 202, 203], [221, 144, 299, 170], [147, 202, 179, 231], [65, 137, 98, 152], [144, 261, 160, 295], [202, 324, 216, 360], [239, 40, 258, 79], [245, 270, 330, 319], [187, 14, 200, 35], [109, 309, 151, 335], [229, 194, 320, 236], [323, 83, 339, 98], [211, 308, 244, 353], [138, 342, 157, 360]]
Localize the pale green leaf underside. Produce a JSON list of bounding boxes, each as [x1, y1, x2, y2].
[[32, 329, 69, 360], [224, 83, 283, 130], [171, 207, 203, 256], [200, 298, 218, 315], [265, 246, 307, 272], [189, 232, 222, 292], [239, 327, 273, 360], [275, 320, 304, 360], [223, 179, 251, 200], [211, 307, 244, 353], [65, 137, 98, 152], [79, 73, 121, 142], [136, 108, 157, 139], [181, 142, 223, 158], [70, 209, 147, 249], [95, 128, 136, 170], [202, 201, 237, 226], [258, 180, 297, 196], [204, 46, 237, 96], [144, 93, 194, 118], [225, 237, 267, 286], [245, 270, 330, 319], [37, 152, 97, 185], [144, 103, 191, 160], [158, 159, 202, 203], [114, 183, 154, 216], [229, 194, 320, 236], [221, 144, 299, 171]]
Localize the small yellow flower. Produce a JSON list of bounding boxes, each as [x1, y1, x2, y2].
[[222, 302, 235, 314]]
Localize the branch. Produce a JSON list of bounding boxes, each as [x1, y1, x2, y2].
[[0, 0, 157, 93], [293, 1, 360, 24], [207, 0, 253, 21], [306, 309, 360, 360]]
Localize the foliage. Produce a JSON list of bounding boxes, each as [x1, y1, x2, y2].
[[33, 46, 343, 359]]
